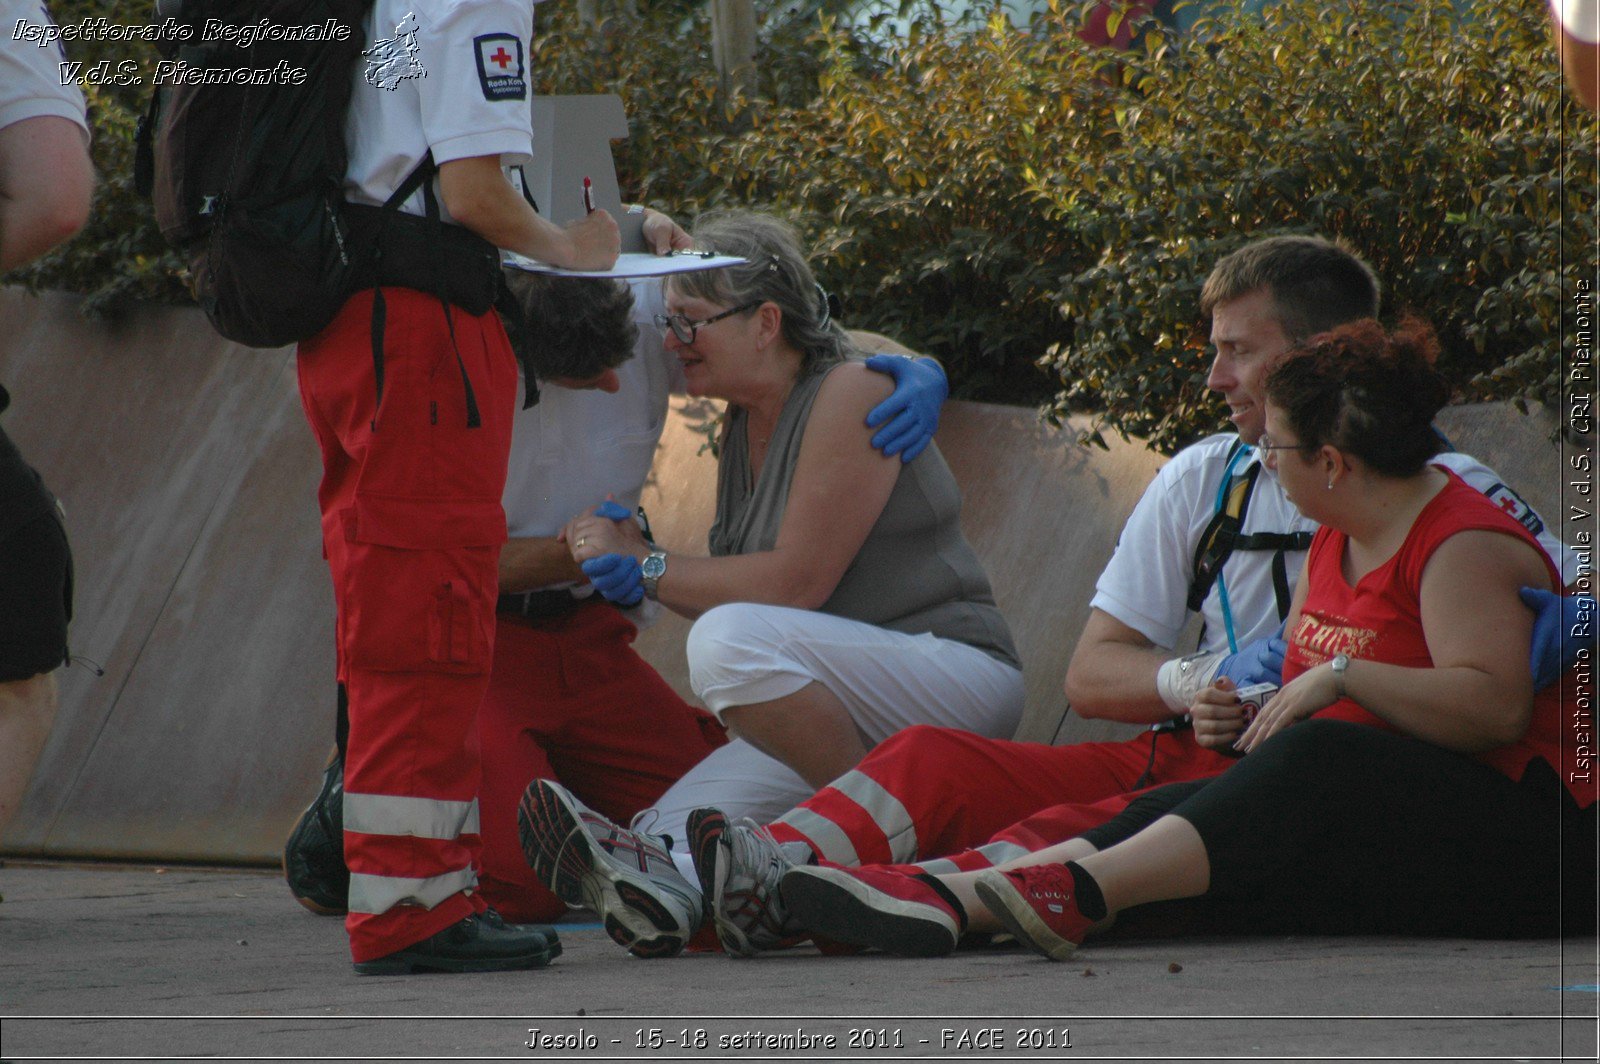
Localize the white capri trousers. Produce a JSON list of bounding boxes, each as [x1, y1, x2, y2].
[[647, 602, 1025, 852]]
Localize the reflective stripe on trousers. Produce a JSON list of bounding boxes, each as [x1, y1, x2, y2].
[[343, 793, 483, 914], [773, 769, 920, 865]]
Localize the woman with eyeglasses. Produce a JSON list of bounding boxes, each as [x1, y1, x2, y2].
[[518, 209, 1024, 958], [775, 317, 1594, 959]]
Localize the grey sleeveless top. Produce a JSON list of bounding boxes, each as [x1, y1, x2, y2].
[[708, 359, 1020, 669]]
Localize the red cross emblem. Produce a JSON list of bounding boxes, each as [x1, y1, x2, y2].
[[1496, 495, 1519, 514], [490, 46, 512, 68]]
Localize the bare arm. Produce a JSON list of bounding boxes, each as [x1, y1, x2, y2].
[[1242, 531, 1548, 754], [567, 364, 900, 619], [498, 536, 584, 593], [437, 155, 618, 270], [0, 116, 92, 273], [655, 364, 898, 616], [1555, 16, 1600, 109], [1063, 609, 1183, 724]]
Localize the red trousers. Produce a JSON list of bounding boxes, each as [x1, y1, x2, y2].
[[766, 723, 1234, 871], [477, 600, 728, 921], [297, 288, 518, 963]]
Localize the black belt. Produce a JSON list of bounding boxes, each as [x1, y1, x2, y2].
[[496, 588, 583, 622]]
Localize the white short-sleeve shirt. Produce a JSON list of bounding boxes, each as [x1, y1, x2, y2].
[[502, 279, 685, 546], [1, 4, 90, 139], [344, 0, 539, 220], [1092, 433, 1578, 655]]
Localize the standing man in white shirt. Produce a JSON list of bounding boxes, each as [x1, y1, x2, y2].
[[0, 0, 95, 841], [297, 0, 618, 976]]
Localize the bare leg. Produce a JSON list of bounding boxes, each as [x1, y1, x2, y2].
[[0, 671, 59, 839], [1074, 814, 1209, 911], [939, 817, 1209, 934], [936, 839, 1102, 933], [721, 681, 868, 791]]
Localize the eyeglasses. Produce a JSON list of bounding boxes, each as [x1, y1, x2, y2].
[[1256, 434, 1309, 453], [653, 301, 761, 345]]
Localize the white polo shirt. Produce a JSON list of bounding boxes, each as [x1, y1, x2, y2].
[[344, 0, 539, 220]]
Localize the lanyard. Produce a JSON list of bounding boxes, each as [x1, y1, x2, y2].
[[1211, 443, 1255, 654]]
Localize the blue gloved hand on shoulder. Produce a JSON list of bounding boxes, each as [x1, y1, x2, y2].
[[1520, 587, 1593, 690], [582, 553, 644, 606], [863, 353, 948, 463], [1216, 626, 1288, 689], [593, 499, 632, 522]]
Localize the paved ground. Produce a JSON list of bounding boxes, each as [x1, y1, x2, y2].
[[0, 861, 1595, 1063]]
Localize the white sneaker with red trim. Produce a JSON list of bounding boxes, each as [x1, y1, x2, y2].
[[518, 779, 702, 959]]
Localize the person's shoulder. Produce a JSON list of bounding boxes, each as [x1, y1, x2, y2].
[[1429, 449, 1508, 485], [1429, 450, 1540, 512], [816, 358, 893, 407], [1172, 432, 1247, 462], [1157, 432, 1247, 487], [412, 0, 529, 33]]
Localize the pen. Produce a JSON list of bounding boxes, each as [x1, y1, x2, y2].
[[582, 176, 594, 214]]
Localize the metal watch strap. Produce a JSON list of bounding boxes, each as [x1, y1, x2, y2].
[[641, 550, 668, 600], [1330, 653, 1351, 698]]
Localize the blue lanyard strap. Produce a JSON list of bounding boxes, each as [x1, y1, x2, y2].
[[1211, 442, 1255, 655]]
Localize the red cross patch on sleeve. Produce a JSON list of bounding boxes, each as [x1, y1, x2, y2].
[[1485, 483, 1546, 536], [474, 33, 526, 101]]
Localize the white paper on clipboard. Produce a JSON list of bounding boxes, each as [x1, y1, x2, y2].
[[502, 251, 746, 279]]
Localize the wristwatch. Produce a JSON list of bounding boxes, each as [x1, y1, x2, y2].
[[641, 550, 668, 600], [1330, 653, 1351, 698]]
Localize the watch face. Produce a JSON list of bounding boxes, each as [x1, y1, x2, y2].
[[641, 554, 666, 580]]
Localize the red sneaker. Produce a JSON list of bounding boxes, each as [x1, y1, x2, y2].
[[972, 864, 1093, 962], [780, 865, 963, 957]]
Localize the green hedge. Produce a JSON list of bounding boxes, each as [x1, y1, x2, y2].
[[17, 0, 1592, 453]]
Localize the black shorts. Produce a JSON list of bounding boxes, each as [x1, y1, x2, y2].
[[0, 504, 73, 682]]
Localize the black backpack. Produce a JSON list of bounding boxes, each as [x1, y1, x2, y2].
[[135, 0, 373, 348]]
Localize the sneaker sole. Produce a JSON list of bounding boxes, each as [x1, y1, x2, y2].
[[972, 873, 1079, 962], [684, 808, 728, 939], [781, 866, 957, 958], [353, 938, 561, 976], [517, 780, 691, 959], [688, 809, 758, 958]]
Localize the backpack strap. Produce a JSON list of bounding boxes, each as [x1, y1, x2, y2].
[[1187, 437, 1258, 613], [1187, 439, 1317, 621], [417, 169, 483, 429], [366, 154, 489, 430]]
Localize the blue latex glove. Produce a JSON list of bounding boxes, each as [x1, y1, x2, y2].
[[1217, 628, 1288, 689], [1520, 587, 1592, 690], [593, 500, 632, 522], [581, 553, 644, 606], [863, 353, 948, 463]]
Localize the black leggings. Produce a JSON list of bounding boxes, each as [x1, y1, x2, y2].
[[1080, 720, 1595, 938]]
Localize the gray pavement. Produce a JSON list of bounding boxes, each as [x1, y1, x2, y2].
[[0, 861, 1595, 1063]]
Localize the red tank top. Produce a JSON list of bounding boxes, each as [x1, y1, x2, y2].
[[1283, 468, 1593, 808]]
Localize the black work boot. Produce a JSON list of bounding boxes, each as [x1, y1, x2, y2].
[[283, 750, 350, 915], [352, 912, 563, 975]]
